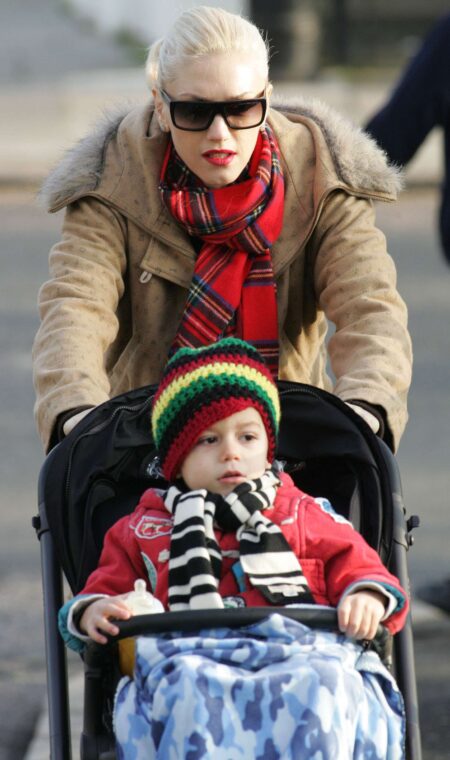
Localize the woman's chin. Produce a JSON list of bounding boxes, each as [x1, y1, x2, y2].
[[199, 165, 242, 189]]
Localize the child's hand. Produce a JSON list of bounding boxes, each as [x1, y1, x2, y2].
[[337, 589, 386, 640], [79, 596, 132, 644]]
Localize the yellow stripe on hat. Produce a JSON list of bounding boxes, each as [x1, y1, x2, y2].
[[152, 361, 280, 432]]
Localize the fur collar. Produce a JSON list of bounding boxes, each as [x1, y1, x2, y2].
[[38, 97, 402, 211], [273, 95, 403, 196], [38, 104, 131, 211]]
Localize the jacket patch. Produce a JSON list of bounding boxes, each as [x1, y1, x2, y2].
[[135, 515, 173, 539]]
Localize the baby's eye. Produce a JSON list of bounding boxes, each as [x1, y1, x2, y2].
[[196, 434, 218, 446], [241, 433, 257, 442]]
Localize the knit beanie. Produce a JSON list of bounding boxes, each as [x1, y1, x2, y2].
[[151, 338, 281, 481]]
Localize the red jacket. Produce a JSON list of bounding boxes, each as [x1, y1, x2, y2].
[[81, 473, 408, 633]]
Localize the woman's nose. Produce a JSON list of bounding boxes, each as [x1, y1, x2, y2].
[[207, 113, 231, 140]]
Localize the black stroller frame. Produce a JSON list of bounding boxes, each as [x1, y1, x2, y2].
[[33, 381, 422, 760]]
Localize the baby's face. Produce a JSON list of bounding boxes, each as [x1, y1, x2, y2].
[[179, 407, 270, 496]]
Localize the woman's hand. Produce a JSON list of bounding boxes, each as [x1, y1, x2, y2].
[[345, 403, 380, 434], [79, 596, 132, 645], [337, 589, 386, 640], [62, 408, 93, 436]]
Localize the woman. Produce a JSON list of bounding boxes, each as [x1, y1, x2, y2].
[[33, 5, 412, 453]]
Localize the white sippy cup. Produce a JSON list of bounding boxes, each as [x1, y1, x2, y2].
[[118, 580, 164, 676], [124, 579, 164, 615]]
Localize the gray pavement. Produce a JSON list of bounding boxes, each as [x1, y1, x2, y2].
[[1, 1, 449, 759], [1, 0, 136, 84]]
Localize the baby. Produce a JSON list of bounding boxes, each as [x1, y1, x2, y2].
[[59, 337, 407, 652]]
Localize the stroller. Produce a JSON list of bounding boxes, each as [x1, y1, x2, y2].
[[33, 381, 422, 760]]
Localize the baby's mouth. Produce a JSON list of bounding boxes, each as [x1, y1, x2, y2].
[[219, 470, 244, 482]]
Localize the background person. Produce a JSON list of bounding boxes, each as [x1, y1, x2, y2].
[[365, 13, 450, 264]]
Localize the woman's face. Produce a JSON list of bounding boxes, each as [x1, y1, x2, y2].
[[154, 51, 268, 188]]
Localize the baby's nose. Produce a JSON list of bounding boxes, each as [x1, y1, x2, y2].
[[221, 437, 240, 459]]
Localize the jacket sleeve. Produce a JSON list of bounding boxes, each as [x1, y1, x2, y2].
[[311, 191, 412, 450], [80, 513, 144, 597], [57, 516, 140, 654], [303, 497, 409, 634], [32, 197, 128, 451], [58, 593, 107, 653]]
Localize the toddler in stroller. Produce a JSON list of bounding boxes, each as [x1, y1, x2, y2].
[[58, 338, 408, 759]]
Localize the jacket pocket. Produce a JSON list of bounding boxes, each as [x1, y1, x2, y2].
[[139, 238, 195, 289]]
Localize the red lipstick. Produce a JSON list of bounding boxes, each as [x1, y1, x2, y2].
[[202, 150, 236, 166]]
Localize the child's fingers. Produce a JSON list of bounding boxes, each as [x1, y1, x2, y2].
[[88, 613, 123, 641], [353, 613, 373, 640], [87, 626, 108, 645], [364, 614, 379, 641], [346, 603, 364, 638], [104, 601, 132, 620], [337, 597, 351, 633], [355, 606, 379, 640], [82, 600, 132, 643], [339, 594, 384, 639], [97, 604, 131, 634], [338, 596, 363, 635]]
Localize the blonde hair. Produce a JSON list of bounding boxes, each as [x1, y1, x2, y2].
[[146, 5, 270, 91]]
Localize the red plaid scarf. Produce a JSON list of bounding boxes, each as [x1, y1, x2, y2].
[[159, 125, 285, 376]]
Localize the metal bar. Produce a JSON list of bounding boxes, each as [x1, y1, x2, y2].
[[38, 510, 72, 760], [391, 541, 422, 760], [379, 441, 422, 760]]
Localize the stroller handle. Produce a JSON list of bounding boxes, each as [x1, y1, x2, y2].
[[106, 606, 389, 653]]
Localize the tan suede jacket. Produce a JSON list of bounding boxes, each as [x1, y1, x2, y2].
[[33, 100, 412, 451]]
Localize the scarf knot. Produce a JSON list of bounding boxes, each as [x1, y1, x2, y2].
[[164, 469, 314, 610]]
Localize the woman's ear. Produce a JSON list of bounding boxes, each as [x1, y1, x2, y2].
[[260, 81, 272, 131], [152, 88, 170, 132]]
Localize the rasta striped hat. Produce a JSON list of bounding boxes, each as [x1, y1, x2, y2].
[[151, 338, 281, 481]]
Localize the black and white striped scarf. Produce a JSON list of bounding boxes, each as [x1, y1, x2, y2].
[[163, 469, 314, 610]]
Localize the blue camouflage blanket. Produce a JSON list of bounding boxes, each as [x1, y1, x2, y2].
[[114, 613, 405, 759]]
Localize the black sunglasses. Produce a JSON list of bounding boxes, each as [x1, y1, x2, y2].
[[160, 89, 267, 132]]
